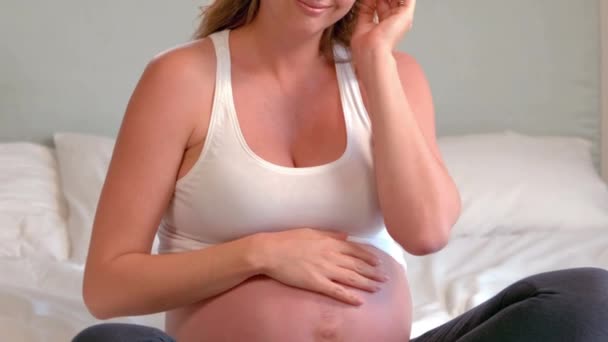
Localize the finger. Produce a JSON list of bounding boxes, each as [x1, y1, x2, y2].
[[313, 277, 363, 306], [407, 0, 416, 14], [339, 256, 389, 282], [376, 0, 391, 21], [390, 0, 415, 15], [330, 268, 382, 293], [339, 241, 381, 266], [301, 228, 347, 240], [322, 230, 349, 241], [402, 0, 416, 18], [356, 0, 377, 23]]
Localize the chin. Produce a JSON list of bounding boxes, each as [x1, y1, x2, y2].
[[288, 2, 342, 35]]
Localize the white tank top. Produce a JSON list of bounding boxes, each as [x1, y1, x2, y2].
[[157, 30, 406, 269]]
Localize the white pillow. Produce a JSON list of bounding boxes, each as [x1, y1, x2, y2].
[[440, 131, 608, 236], [54, 133, 159, 264], [0, 143, 70, 260], [54, 131, 608, 258]]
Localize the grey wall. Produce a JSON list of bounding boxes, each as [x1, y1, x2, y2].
[[1, 0, 201, 144], [0, 0, 602, 154], [404, 1, 600, 139]]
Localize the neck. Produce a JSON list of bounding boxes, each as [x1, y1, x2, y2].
[[234, 13, 332, 78]]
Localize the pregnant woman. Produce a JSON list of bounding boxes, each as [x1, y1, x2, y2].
[[73, 0, 608, 341]]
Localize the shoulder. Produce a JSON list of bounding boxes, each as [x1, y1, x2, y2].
[[142, 38, 217, 90], [124, 38, 219, 145], [129, 38, 219, 122]]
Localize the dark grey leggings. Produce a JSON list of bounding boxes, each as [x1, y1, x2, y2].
[[72, 267, 608, 342]]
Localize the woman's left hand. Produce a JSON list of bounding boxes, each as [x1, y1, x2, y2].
[[350, 0, 416, 57]]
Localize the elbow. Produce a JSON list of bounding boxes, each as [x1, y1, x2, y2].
[[396, 230, 450, 256], [82, 271, 119, 320], [386, 219, 452, 256], [83, 281, 112, 320], [390, 193, 461, 256], [84, 303, 111, 321], [402, 233, 449, 256]]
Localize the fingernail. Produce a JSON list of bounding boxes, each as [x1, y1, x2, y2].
[[382, 274, 390, 281]]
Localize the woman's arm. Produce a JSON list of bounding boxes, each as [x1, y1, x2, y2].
[[83, 42, 386, 319], [356, 50, 461, 256], [350, 0, 461, 256], [81, 45, 267, 319], [85, 237, 264, 319]]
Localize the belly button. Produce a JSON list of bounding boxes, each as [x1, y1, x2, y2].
[[315, 326, 340, 341], [316, 306, 341, 341]]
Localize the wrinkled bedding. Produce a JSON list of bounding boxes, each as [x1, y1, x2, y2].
[[2, 229, 607, 340]]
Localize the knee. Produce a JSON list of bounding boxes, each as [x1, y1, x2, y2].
[[530, 268, 608, 337], [565, 267, 608, 298], [533, 267, 608, 296], [515, 268, 608, 338], [72, 324, 115, 342], [567, 268, 608, 336], [552, 268, 608, 318], [582, 267, 608, 284], [72, 323, 175, 342], [526, 268, 608, 311]]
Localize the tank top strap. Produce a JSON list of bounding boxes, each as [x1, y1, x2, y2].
[[333, 43, 373, 130], [208, 30, 233, 105]]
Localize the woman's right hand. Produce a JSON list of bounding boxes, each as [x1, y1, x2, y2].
[[253, 228, 389, 305]]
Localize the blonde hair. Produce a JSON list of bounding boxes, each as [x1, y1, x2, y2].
[[194, 0, 359, 62]]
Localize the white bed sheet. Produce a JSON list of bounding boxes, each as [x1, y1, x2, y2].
[[0, 257, 164, 341], [1, 229, 607, 341], [407, 228, 608, 337]]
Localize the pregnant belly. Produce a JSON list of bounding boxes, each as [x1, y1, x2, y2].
[[165, 248, 412, 342]]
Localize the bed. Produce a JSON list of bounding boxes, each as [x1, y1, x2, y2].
[[2, 222, 607, 341], [1, 0, 608, 340]]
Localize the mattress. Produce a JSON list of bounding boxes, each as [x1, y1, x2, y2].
[[407, 228, 608, 337], [2, 229, 607, 340], [0, 258, 164, 341]]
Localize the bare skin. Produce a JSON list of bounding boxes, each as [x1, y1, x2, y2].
[[162, 31, 413, 340], [82, 0, 458, 341], [166, 247, 411, 341]]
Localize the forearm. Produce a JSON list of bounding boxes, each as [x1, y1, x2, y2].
[[356, 49, 460, 255], [83, 235, 263, 319]]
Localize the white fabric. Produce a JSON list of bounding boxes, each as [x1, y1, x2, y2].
[[407, 229, 608, 337], [53, 133, 115, 264], [0, 257, 164, 341], [4, 133, 608, 338], [53, 132, 162, 264], [440, 131, 608, 236], [1, 229, 607, 340], [51, 130, 608, 264], [157, 30, 407, 268], [0, 143, 69, 260]]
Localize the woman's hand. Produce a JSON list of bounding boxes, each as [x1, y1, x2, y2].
[[254, 228, 389, 305], [351, 0, 416, 58]]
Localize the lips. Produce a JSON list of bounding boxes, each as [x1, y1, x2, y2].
[[297, 0, 330, 10]]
